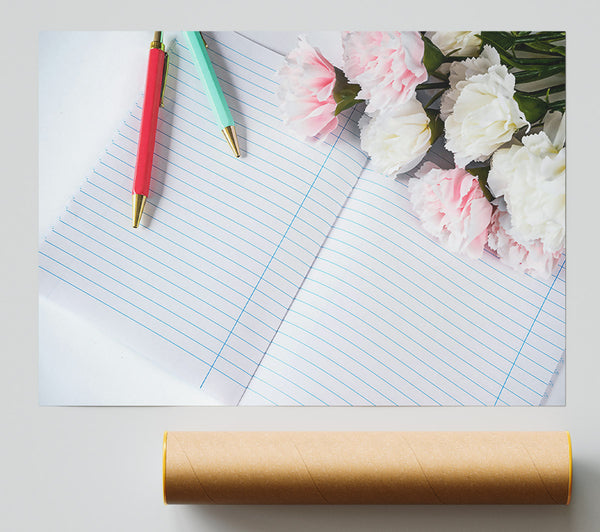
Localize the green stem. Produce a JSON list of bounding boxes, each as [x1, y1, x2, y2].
[[512, 32, 565, 43], [416, 81, 449, 90], [517, 84, 566, 97], [499, 52, 564, 69], [513, 65, 564, 83], [514, 44, 565, 57], [547, 100, 566, 111], [424, 89, 445, 109], [441, 55, 469, 63]]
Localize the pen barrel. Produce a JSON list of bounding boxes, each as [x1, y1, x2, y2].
[[133, 47, 166, 196], [185, 32, 234, 129]]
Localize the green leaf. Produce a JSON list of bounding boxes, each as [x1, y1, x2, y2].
[[332, 67, 362, 116], [335, 97, 362, 116], [421, 35, 446, 73], [513, 91, 549, 123], [466, 166, 495, 202], [335, 87, 360, 103], [479, 31, 516, 53]]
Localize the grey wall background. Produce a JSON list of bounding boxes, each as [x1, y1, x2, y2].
[[2, 1, 599, 530]]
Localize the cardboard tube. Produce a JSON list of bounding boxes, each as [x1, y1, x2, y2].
[[163, 431, 572, 505]]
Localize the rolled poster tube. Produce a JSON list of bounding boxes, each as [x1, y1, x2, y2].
[[163, 431, 571, 504]]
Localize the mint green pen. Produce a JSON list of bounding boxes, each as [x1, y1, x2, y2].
[[184, 31, 241, 157]]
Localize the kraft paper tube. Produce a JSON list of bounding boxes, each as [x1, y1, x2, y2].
[[163, 431, 572, 505]]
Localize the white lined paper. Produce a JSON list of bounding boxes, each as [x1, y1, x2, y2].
[[39, 32, 367, 404], [241, 148, 566, 406], [39, 32, 565, 406]]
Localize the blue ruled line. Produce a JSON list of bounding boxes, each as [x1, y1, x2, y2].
[[494, 260, 566, 405]]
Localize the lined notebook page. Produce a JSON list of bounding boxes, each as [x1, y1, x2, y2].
[[39, 32, 367, 404], [241, 144, 566, 406]]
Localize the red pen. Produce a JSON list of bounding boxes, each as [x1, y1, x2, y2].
[[132, 31, 169, 228]]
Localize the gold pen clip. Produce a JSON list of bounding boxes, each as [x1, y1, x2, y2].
[[199, 31, 208, 48], [151, 31, 169, 107], [160, 50, 169, 107]]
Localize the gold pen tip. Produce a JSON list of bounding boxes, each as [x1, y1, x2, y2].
[[222, 125, 241, 158], [132, 194, 147, 228]]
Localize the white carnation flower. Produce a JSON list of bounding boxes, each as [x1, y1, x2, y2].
[[359, 98, 431, 176], [488, 207, 562, 280], [440, 45, 529, 167], [426, 31, 482, 57], [409, 163, 492, 259], [445, 45, 502, 99], [487, 112, 565, 253], [342, 31, 428, 114]]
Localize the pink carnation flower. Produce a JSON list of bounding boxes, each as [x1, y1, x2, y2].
[[277, 36, 338, 142], [342, 31, 428, 114], [408, 162, 493, 259], [487, 209, 562, 279]]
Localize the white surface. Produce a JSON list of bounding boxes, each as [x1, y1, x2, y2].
[[3, 1, 599, 530]]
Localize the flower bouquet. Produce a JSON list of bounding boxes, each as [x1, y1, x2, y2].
[[277, 31, 566, 279]]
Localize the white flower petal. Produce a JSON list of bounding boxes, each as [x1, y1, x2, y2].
[[359, 98, 431, 176]]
